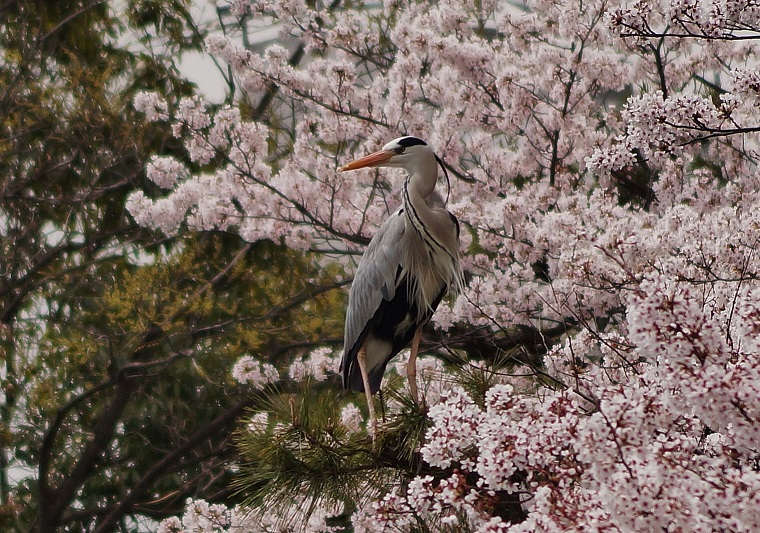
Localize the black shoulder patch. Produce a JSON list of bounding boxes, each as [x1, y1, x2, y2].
[[450, 213, 460, 238], [398, 136, 427, 148]]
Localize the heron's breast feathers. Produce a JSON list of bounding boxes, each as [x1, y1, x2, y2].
[[398, 226, 461, 321]]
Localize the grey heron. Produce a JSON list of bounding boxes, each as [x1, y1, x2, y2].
[[338, 136, 462, 433]]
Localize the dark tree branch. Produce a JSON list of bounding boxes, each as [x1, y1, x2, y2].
[[92, 395, 255, 533], [34, 326, 164, 533], [36, 375, 136, 533]]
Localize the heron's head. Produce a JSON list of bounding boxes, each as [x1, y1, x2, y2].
[[338, 136, 434, 173]]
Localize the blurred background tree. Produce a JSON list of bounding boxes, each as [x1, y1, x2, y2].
[[1, 1, 346, 531]]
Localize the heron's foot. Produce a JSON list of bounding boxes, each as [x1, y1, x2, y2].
[[365, 398, 378, 444], [368, 415, 378, 445], [418, 393, 428, 413]]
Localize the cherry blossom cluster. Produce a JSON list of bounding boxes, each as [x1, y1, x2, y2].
[[357, 331, 760, 530], [231, 355, 279, 388], [157, 499, 239, 533], [587, 85, 760, 179], [609, 0, 760, 38], [732, 66, 760, 97], [133, 90, 169, 122], [288, 347, 338, 382], [339, 402, 363, 433], [157, 496, 343, 533]]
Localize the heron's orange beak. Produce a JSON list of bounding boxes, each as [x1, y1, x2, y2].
[[338, 150, 394, 171]]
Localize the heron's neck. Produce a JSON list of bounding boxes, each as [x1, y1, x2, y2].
[[402, 160, 448, 249], [406, 155, 438, 200]]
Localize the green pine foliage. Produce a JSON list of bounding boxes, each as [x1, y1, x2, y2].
[[232, 366, 485, 530]]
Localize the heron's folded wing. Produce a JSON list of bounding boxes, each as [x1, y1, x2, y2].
[[342, 212, 405, 369]]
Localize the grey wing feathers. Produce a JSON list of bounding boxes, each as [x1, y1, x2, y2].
[[341, 211, 405, 371]]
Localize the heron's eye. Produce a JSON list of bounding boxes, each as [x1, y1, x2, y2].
[[395, 146, 405, 155]]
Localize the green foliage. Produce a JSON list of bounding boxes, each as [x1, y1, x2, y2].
[[232, 376, 447, 529], [236, 386, 375, 513], [16, 232, 345, 530]]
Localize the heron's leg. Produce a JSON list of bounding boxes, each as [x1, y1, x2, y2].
[[379, 388, 386, 421], [357, 344, 377, 437], [408, 325, 423, 407]]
